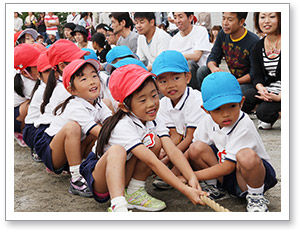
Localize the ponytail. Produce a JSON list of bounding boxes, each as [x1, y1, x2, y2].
[[14, 73, 25, 97], [53, 95, 75, 116], [28, 79, 41, 104], [40, 69, 57, 114]]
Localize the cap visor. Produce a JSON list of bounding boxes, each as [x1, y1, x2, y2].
[[203, 95, 242, 111]]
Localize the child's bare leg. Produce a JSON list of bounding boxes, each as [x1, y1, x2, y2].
[[16, 100, 30, 130], [81, 134, 97, 159], [236, 148, 266, 192]]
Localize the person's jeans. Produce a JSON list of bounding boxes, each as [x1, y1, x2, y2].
[[187, 60, 200, 90]]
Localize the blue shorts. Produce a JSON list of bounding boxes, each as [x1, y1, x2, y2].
[[14, 106, 22, 132], [23, 124, 36, 149], [210, 145, 278, 198], [80, 152, 110, 203], [33, 124, 50, 149], [35, 132, 69, 174]]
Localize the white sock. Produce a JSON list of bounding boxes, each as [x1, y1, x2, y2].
[[127, 178, 145, 194], [247, 184, 265, 195], [111, 196, 128, 212], [205, 179, 217, 186], [69, 165, 81, 181]]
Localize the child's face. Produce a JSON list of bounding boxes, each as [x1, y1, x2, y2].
[[25, 34, 35, 44], [156, 72, 190, 106], [23, 66, 39, 81], [203, 98, 245, 129], [130, 80, 159, 124], [134, 17, 154, 35], [68, 64, 101, 104]]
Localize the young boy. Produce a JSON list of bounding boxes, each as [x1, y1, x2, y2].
[[151, 50, 206, 189], [188, 72, 277, 212]]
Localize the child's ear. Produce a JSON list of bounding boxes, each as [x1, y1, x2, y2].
[[66, 85, 75, 95], [201, 105, 210, 114], [20, 69, 29, 78], [239, 96, 246, 108], [118, 103, 129, 113], [185, 72, 192, 84], [58, 62, 67, 72]]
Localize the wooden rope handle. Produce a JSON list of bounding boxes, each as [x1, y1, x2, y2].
[[200, 195, 231, 212]]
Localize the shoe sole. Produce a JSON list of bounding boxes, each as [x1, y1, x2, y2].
[[127, 203, 166, 212], [68, 187, 93, 198]]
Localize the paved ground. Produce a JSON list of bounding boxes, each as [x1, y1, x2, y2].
[[13, 116, 281, 214]]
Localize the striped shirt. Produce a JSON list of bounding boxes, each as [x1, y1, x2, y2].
[[44, 14, 58, 33]]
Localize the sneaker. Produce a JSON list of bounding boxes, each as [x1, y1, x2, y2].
[[152, 176, 172, 190], [125, 187, 166, 211], [31, 148, 43, 163], [200, 181, 226, 200], [246, 193, 270, 212], [107, 203, 131, 212], [69, 176, 93, 198], [257, 120, 272, 130], [45, 167, 56, 175], [14, 132, 27, 147]]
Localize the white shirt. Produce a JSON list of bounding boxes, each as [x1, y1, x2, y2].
[[14, 17, 23, 32], [14, 75, 36, 107], [75, 41, 96, 52], [67, 13, 81, 24], [25, 82, 46, 124], [168, 25, 211, 67], [99, 71, 118, 112], [193, 111, 271, 164], [158, 87, 206, 136], [34, 81, 71, 128], [45, 97, 111, 140], [136, 27, 171, 67]]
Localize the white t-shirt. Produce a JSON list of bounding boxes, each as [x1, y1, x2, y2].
[[168, 25, 211, 67], [34, 81, 71, 128], [25, 82, 46, 124], [193, 111, 271, 164], [136, 27, 171, 67], [158, 87, 206, 136], [75, 41, 96, 52], [14, 75, 36, 107], [66, 13, 81, 24], [45, 97, 111, 140], [96, 114, 169, 160], [99, 71, 118, 112]]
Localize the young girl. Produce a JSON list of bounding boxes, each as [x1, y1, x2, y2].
[[242, 12, 281, 130], [35, 59, 112, 198], [14, 43, 41, 147], [80, 64, 207, 212], [23, 51, 56, 162]]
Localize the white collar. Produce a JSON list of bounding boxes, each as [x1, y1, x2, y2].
[[212, 111, 245, 135], [166, 87, 190, 111]]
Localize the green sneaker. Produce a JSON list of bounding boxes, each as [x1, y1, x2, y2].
[[125, 187, 166, 211]]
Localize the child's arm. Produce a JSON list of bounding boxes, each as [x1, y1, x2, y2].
[[175, 127, 196, 153], [194, 160, 236, 181], [88, 124, 102, 138], [131, 144, 207, 205]]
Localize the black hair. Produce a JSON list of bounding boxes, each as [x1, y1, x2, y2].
[[109, 12, 133, 29], [95, 76, 157, 159], [91, 32, 111, 49], [80, 12, 88, 19], [235, 12, 248, 21], [14, 66, 32, 97], [96, 23, 110, 31], [134, 12, 156, 25], [40, 68, 58, 114]]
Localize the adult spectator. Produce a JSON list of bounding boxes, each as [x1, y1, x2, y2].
[[24, 12, 37, 29], [197, 12, 260, 92], [44, 12, 60, 40], [168, 12, 211, 90], [134, 12, 171, 71], [71, 25, 95, 51], [99, 12, 112, 26], [63, 22, 76, 42], [44, 30, 57, 46], [36, 12, 47, 41], [78, 12, 92, 40], [109, 12, 138, 53], [106, 28, 121, 48], [66, 12, 81, 24], [242, 12, 281, 130], [195, 12, 212, 31], [14, 12, 23, 33]]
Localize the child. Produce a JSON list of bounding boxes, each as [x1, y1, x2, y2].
[[151, 50, 207, 189], [187, 72, 277, 212], [35, 59, 112, 198], [80, 64, 207, 212], [23, 51, 54, 162], [91, 32, 111, 64], [14, 28, 39, 46], [14, 43, 41, 147]]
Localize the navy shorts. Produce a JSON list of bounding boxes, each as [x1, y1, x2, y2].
[[80, 152, 110, 203], [210, 145, 278, 198], [33, 124, 50, 149], [23, 124, 36, 149], [35, 132, 68, 174], [14, 106, 22, 132]]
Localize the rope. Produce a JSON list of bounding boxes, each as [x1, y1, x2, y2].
[[200, 195, 231, 212]]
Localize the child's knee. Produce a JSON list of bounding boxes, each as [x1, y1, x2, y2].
[[107, 145, 127, 162], [188, 141, 206, 161], [64, 121, 81, 135], [236, 148, 261, 169]]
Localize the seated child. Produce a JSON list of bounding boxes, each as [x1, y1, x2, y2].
[[187, 72, 277, 212]]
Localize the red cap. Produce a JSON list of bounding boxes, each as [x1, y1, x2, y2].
[[37, 51, 52, 72], [62, 59, 100, 89], [32, 43, 47, 52], [14, 30, 23, 46], [109, 64, 156, 103], [14, 43, 42, 70], [46, 39, 89, 67]]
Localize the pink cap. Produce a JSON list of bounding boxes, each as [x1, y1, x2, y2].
[[37, 51, 52, 72], [109, 64, 156, 103], [14, 43, 42, 70], [46, 39, 89, 67], [62, 59, 100, 89]]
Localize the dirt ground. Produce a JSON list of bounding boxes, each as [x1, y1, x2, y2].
[[12, 117, 281, 216]]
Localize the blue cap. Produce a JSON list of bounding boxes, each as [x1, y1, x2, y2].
[[81, 48, 98, 61], [152, 50, 189, 76], [105, 57, 147, 74], [201, 72, 243, 111], [106, 46, 139, 64]]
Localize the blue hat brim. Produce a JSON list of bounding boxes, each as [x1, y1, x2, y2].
[[203, 94, 243, 111]]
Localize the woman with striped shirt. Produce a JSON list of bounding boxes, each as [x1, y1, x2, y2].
[[242, 12, 281, 130]]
